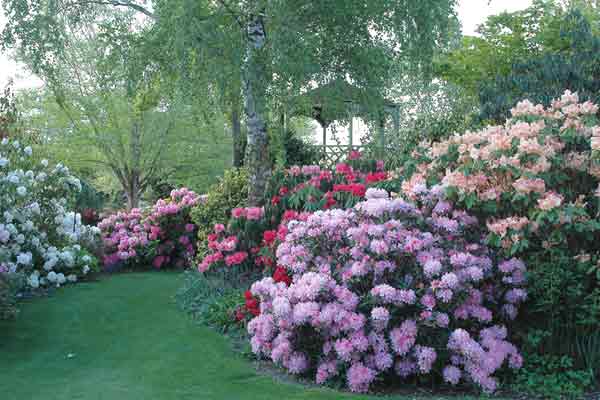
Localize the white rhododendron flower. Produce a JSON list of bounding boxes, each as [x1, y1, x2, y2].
[[0, 138, 98, 288]]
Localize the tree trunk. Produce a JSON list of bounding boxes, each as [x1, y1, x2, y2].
[[127, 121, 142, 209], [125, 179, 140, 210], [243, 9, 271, 206], [231, 101, 244, 167]]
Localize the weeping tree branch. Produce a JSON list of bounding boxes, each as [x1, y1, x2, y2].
[[215, 0, 244, 29], [70, 0, 156, 19]]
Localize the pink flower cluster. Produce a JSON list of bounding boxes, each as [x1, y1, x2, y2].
[[247, 189, 525, 393], [404, 90, 600, 252], [99, 188, 200, 269]]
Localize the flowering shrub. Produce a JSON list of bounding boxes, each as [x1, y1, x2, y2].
[[398, 91, 600, 374], [247, 189, 525, 393], [190, 168, 248, 257], [0, 138, 99, 288], [99, 188, 200, 270], [198, 157, 389, 275]]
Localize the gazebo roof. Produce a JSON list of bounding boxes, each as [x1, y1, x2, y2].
[[288, 79, 396, 126]]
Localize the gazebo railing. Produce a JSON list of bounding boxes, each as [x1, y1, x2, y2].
[[312, 143, 398, 168], [312, 144, 365, 168]]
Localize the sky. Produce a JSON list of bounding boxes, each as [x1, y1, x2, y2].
[[0, 0, 533, 90]]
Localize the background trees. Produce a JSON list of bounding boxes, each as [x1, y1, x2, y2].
[[436, 0, 600, 123], [2, 2, 232, 208], [2, 0, 460, 205]]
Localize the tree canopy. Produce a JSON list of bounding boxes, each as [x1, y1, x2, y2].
[[435, 0, 600, 122], [2, 0, 460, 205]]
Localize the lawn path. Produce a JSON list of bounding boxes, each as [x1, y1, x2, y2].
[[0, 273, 465, 400]]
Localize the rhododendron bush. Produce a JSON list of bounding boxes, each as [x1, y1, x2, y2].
[[0, 138, 99, 288], [99, 188, 200, 270], [398, 91, 600, 371], [247, 189, 525, 393], [198, 157, 389, 276]]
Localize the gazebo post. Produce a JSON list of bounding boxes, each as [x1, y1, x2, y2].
[[322, 123, 327, 155], [348, 113, 353, 152], [393, 106, 400, 138], [378, 116, 385, 159]]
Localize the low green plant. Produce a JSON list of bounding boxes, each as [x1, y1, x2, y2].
[[190, 168, 248, 262], [512, 330, 595, 399], [0, 272, 24, 320], [176, 270, 244, 333]]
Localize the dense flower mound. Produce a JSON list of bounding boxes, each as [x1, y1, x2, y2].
[[0, 138, 99, 288], [402, 90, 600, 253], [198, 157, 389, 274], [247, 189, 525, 393], [398, 91, 600, 331], [99, 188, 200, 269]]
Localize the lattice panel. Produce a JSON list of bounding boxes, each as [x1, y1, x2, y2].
[[314, 145, 365, 169]]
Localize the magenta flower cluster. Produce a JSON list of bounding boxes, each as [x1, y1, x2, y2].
[[247, 188, 525, 393], [99, 188, 200, 269]]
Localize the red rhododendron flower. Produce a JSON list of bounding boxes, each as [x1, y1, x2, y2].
[[273, 266, 292, 285], [271, 195, 281, 205], [235, 308, 245, 321], [231, 208, 245, 218], [279, 186, 289, 196], [263, 230, 277, 245], [323, 191, 337, 209], [348, 150, 362, 160], [225, 251, 248, 266], [365, 171, 388, 184], [277, 224, 288, 241], [336, 163, 352, 175], [350, 183, 366, 197], [282, 210, 299, 223]]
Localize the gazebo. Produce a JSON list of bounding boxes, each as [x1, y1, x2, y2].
[[283, 80, 400, 165]]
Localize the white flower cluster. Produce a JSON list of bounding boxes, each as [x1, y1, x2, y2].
[[0, 138, 98, 288]]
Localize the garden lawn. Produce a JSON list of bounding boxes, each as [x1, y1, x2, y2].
[[0, 273, 479, 400]]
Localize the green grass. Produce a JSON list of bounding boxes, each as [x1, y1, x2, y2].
[[0, 273, 481, 400]]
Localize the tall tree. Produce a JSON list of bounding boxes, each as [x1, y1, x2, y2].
[[3, 5, 229, 208], [154, 0, 458, 204], [3, 0, 458, 205], [435, 0, 600, 122]]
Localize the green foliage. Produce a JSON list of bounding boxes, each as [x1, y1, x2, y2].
[[6, 5, 233, 209], [436, 0, 598, 94], [271, 128, 320, 167], [0, 82, 21, 138], [190, 168, 249, 256], [176, 270, 243, 333], [479, 8, 600, 122], [365, 79, 478, 169], [436, 1, 600, 124], [75, 179, 107, 212], [0, 272, 23, 320], [513, 330, 595, 399]]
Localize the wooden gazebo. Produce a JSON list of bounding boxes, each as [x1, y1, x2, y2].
[[283, 80, 400, 165]]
